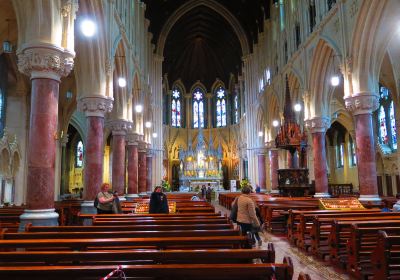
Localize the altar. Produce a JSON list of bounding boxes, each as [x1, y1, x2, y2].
[[178, 128, 223, 192]]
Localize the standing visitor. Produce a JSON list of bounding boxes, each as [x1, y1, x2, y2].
[[234, 186, 261, 246], [206, 186, 212, 202], [201, 185, 206, 198], [149, 186, 169, 214], [96, 183, 115, 214]]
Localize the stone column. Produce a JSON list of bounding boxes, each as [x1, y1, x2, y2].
[[257, 150, 266, 191], [108, 120, 130, 200], [60, 134, 69, 195], [267, 141, 279, 194], [345, 93, 380, 201], [146, 153, 153, 192], [138, 142, 147, 193], [287, 151, 293, 168], [78, 96, 113, 214], [126, 132, 139, 200], [17, 44, 74, 229], [306, 117, 331, 198]]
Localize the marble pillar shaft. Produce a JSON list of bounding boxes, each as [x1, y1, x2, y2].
[[312, 132, 329, 194], [146, 156, 153, 192], [112, 135, 126, 194], [26, 78, 59, 209], [270, 150, 279, 191], [258, 154, 266, 189], [138, 151, 147, 193], [127, 145, 138, 194], [355, 113, 378, 196], [84, 116, 104, 200]]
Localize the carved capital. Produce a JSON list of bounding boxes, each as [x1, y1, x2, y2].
[[17, 43, 74, 81], [305, 116, 331, 133], [127, 132, 139, 146], [61, 133, 69, 147], [77, 96, 113, 117], [107, 120, 131, 136], [344, 93, 379, 115], [265, 140, 277, 150]]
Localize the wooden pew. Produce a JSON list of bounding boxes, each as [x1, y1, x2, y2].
[[329, 218, 400, 267], [371, 231, 400, 280], [346, 223, 400, 279], [92, 218, 229, 226], [0, 261, 296, 280], [0, 236, 252, 250], [0, 247, 275, 265]]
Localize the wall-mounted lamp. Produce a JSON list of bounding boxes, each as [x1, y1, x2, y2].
[[152, 132, 158, 138], [331, 75, 340, 87], [135, 105, 143, 113], [80, 19, 96, 37], [258, 131, 263, 137], [272, 120, 280, 127], [118, 77, 126, 88], [145, 121, 152, 128], [294, 103, 302, 112]]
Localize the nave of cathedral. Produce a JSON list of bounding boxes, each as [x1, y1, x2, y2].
[[0, 0, 400, 279]]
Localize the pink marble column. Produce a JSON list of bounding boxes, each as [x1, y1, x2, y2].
[[354, 113, 379, 197], [146, 154, 153, 192], [78, 97, 113, 201], [270, 149, 279, 192], [306, 117, 330, 197], [345, 93, 380, 201], [108, 120, 130, 196], [287, 151, 293, 168], [138, 148, 147, 193], [26, 78, 59, 209], [257, 153, 266, 190], [127, 141, 138, 194]]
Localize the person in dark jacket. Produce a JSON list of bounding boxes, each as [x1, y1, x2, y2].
[[149, 186, 169, 214]]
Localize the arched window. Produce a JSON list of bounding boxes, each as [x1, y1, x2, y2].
[[234, 95, 239, 124], [171, 87, 182, 127], [0, 89, 3, 137], [216, 87, 226, 127], [349, 136, 357, 166], [376, 84, 397, 151], [193, 88, 205, 128], [76, 141, 84, 168]]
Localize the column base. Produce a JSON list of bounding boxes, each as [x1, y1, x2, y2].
[[125, 194, 139, 201], [80, 200, 97, 226], [19, 209, 59, 232], [117, 196, 126, 202], [270, 189, 280, 194], [139, 192, 149, 197], [314, 192, 331, 198], [358, 194, 381, 202]]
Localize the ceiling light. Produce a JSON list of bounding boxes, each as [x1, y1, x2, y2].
[[118, 77, 126, 88], [331, 75, 340, 87], [258, 131, 263, 137], [272, 120, 280, 127], [152, 132, 158, 138], [80, 19, 96, 37], [135, 105, 143, 113], [294, 103, 302, 112], [145, 121, 152, 128]]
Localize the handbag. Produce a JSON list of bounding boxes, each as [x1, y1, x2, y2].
[[229, 197, 238, 222]]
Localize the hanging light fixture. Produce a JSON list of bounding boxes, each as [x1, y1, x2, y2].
[[2, 19, 12, 53]]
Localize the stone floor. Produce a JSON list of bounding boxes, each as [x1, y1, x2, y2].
[[213, 202, 352, 280]]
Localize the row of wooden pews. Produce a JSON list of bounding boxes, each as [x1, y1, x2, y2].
[[0, 199, 310, 279], [0, 205, 24, 233]]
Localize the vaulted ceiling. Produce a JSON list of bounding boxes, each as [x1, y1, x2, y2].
[[143, 0, 270, 90]]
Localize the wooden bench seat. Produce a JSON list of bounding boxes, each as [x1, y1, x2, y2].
[[0, 236, 252, 251], [0, 247, 275, 265], [371, 231, 400, 280], [92, 218, 229, 226], [0, 262, 295, 280], [2, 229, 241, 239]]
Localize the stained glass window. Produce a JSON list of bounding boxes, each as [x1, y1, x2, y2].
[[171, 88, 181, 127], [337, 143, 344, 168], [216, 87, 226, 127], [390, 101, 397, 150], [379, 105, 388, 145], [76, 141, 84, 167], [193, 88, 205, 128], [349, 137, 357, 166], [234, 95, 239, 124]]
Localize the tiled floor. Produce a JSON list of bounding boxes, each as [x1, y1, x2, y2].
[[214, 202, 352, 280]]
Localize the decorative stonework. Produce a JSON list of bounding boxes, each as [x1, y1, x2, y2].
[[127, 132, 139, 146], [78, 96, 113, 117], [107, 120, 132, 136], [344, 93, 379, 115], [17, 43, 74, 81], [265, 140, 277, 150], [305, 116, 331, 133]]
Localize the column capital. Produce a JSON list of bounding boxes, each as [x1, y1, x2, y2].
[[78, 96, 113, 117], [107, 119, 132, 136], [344, 93, 379, 115], [17, 43, 75, 81], [61, 133, 69, 147], [305, 116, 331, 133], [265, 140, 277, 150], [256, 148, 267, 155], [127, 132, 139, 146], [138, 141, 148, 152]]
